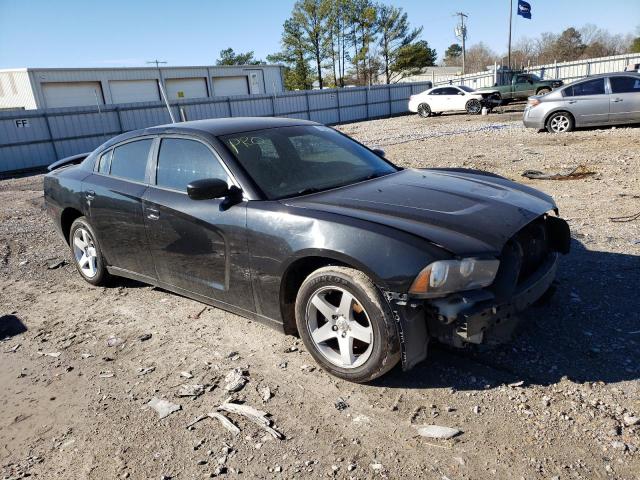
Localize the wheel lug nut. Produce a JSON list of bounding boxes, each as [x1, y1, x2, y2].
[[332, 325, 338, 331], [341, 333, 346, 338]]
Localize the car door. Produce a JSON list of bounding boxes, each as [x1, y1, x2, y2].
[[451, 87, 469, 110], [85, 137, 157, 279], [563, 77, 610, 126], [608, 75, 640, 124], [427, 88, 445, 111], [513, 75, 535, 98], [434, 87, 460, 112], [142, 135, 254, 311]]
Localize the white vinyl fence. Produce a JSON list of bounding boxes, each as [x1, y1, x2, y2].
[[403, 52, 640, 89], [0, 82, 432, 175]]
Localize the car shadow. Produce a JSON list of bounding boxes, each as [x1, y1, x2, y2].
[[374, 239, 640, 390], [0, 314, 27, 340]]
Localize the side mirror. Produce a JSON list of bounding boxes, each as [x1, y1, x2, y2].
[[187, 178, 230, 200], [457, 91, 465, 95], [372, 148, 386, 158]]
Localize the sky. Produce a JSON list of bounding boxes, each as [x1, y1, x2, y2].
[[0, 0, 638, 69]]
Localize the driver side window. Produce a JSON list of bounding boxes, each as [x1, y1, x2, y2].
[[156, 138, 229, 192]]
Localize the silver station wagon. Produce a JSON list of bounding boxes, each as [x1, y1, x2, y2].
[[523, 72, 640, 133]]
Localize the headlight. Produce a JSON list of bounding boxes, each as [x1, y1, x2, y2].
[[409, 258, 500, 297]]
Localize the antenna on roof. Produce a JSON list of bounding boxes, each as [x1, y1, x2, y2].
[[146, 59, 177, 123]]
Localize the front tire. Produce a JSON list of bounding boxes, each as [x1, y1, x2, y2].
[[465, 99, 482, 114], [537, 88, 551, 96], [295, 266, 400, 383], [69, 217, 109, 286], [546, 111, 574, 133], [417, 103, 431, 118]]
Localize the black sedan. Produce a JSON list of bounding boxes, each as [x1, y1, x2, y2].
[[44, 117, 570, 382]]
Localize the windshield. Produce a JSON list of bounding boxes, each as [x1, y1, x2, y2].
[[220, 125, 397, 200], [458, 86, 475, 92], [529, 74, 541, 81]]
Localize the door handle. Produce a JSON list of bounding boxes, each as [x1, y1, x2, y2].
[[85, 190, 95, 200], [146, 208, 160, 221], [611, 98, 623, 103], [567, 100, 577, 104]]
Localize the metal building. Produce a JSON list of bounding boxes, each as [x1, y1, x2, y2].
[[0, 65, 285, 111]]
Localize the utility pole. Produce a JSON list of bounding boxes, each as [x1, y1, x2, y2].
[[146, 59, 176, 123], [454, 12, 468, 75], [507, 0, 513, 70]]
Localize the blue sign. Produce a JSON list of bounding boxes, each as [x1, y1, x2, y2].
[[518, 0, 532, 19]]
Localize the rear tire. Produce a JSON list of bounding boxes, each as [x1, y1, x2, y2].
[[69, 217, 109, 286], [295, 266, 400, 383], [417, 103, 431, 118], [546, 111, 574, 133], [465, 99, 482, 114]]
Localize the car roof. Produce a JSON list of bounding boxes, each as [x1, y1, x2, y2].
[[428, 85, 464, 91], [149, 116, 319, 136], [572, 72, 640, 81], [101, 117, 320, 149]]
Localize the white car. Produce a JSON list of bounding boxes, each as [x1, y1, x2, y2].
[[408, 85, 501, 117]]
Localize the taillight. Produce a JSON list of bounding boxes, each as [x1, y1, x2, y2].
[[528, 98, 541, 107]]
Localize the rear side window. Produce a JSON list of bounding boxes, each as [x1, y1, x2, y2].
[[97, 150, 112, 174], [610, 76, 640, 94], [156, 138, 229, 192], [563, 78, 605, 97], [110, 139, 153, 182]]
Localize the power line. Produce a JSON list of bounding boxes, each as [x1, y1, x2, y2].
[[146, 59, 168, 69], [508, 0, 513, 69], [145, 59, 176, 123], [454, 12, 468, 74]]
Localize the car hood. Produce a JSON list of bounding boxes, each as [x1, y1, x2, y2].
[[474, 89, 500, 95], [283, 169, 556, 256]]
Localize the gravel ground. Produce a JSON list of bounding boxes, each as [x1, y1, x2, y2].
[[1, 111, 639, 480]]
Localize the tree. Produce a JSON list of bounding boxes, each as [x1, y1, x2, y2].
[[464, 43, 497, 73], [216, 48, 263, 65], [553, 27, 586, 61], [376, 4, 422, 84], [631, 37, 640, 53], [388, 40, 436, 82], [510, 37, 536, 69], [578, 24, 629, 57], [292, 0, 329, 89], [267, 18, 313, 90], [443, 43, 462, 66], [349, 0, 378, 85]]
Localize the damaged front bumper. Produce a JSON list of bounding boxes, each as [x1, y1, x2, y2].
[[386, 252, 559, 371]]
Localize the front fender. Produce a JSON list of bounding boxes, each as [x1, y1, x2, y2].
[[247, 202, 450, 322]]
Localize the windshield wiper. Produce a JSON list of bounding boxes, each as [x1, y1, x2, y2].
[[295, 187, 322, 196]]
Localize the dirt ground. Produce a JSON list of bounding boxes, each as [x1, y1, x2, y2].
[[1, 110, 639, 480]]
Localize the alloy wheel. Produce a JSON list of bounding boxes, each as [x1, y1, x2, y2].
[[305, 286, 374, 369], [549, 115, 570, 132], [72, 227, 98, 278], [466, 99, 482, 114], [417, 104, 431, 118]]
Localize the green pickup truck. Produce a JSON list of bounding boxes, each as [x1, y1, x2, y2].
[[479, 73, 564, 103]]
